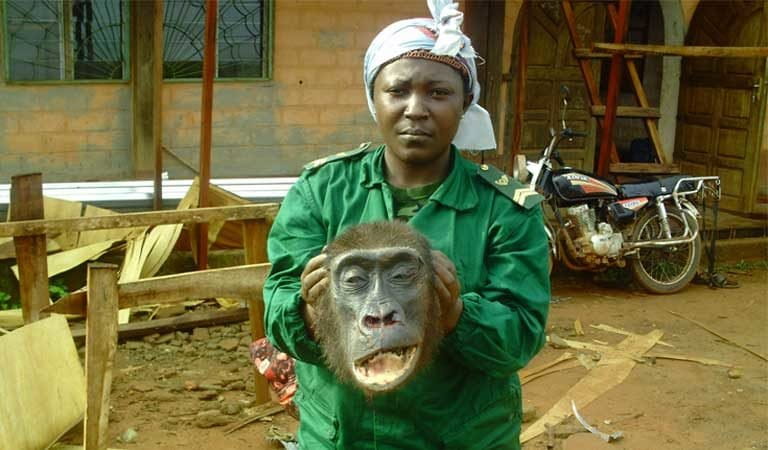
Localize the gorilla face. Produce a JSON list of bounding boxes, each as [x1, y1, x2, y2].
[[315, 222, 443, 393]]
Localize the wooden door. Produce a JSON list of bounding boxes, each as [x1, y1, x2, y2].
[[507, 1, 604, 171], [674, 1, 767, 213]]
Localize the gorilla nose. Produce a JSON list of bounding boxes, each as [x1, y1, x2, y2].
[[360, 303, 404, 332]]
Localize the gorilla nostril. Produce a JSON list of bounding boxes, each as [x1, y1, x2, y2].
[[383, 311, 398, 325], [364, 315, 382, 328]]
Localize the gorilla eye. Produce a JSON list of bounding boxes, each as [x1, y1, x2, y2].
[[341, 271, 368, 290], [390, 266, 417, 284]]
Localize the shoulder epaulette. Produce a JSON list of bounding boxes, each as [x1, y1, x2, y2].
[[477, 163, 544, 209], [303, 142, 373, 172]]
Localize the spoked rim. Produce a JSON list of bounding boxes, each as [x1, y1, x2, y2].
[[636, 212, 697, 287]]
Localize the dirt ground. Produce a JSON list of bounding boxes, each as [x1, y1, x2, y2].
[[61, 267, 767, 450]]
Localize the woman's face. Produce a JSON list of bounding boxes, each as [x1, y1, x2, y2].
[[373, 58, 469, 168]]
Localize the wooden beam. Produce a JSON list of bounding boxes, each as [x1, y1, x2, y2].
[[132, 0, 161, 180], [624, 59, 667, 164], [243, 219, 271, 404], [120, 263, 270, 308], [43, 263, 272, 316], [10, 173, 49, 323], [84, 263, 119, 450], [573, 48, 642, 59], [561, 0, 620, 169], [152, 0, 165, 211], [71, 307, 250, 345], [609, 163, 680, 174], [590, 106, 661, 118], [593, 43, 768, 58], [0, 203, 280, 238], [596, 0, 631, 177], [511, 0, 528, 161], [198, 0, 218, 270]]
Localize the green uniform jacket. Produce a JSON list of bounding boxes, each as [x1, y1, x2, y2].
[[264, 144, 550, 449]]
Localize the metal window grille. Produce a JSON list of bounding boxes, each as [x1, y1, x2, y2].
[[4, 0, 127, 81], [163, 0, 268, 80]]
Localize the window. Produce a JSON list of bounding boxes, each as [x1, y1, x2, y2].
[[163, 0, 270, 80], [4, 0, 128, 81]]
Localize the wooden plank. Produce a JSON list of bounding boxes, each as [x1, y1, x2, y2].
[[131, 0, 158, 179], [243, 219, 271, 404], [590, 106, 661, 118], [70, 307, 250, 345], [198, 0, 219, 270], [593, 43, 768, 58], [511, 0, 528, 160], [84, 263, 119, 450], [573, 48, 642, 59], [625, 59, 667, 164], [11, 240, 118, 280], [561, 0, 620, 169], [0, 315, 86, 450], [0, 203, 280, 238], [596, 0, 631, 177], [43, 263, 272, 316], [119, 263, 271, 308], [609, 163, 681, 174], [152, 0, 164, 210], [606, 3, 667, 166], [10, 173, 49, 323]]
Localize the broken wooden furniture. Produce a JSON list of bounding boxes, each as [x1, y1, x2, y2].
[[79, 262, 271, 449], [0, 315, 85, 450]]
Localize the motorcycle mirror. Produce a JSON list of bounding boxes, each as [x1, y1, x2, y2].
[[560, 86, 571, 129]]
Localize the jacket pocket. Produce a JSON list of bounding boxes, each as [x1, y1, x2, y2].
[[295, 388, 339, 446], [441, 383, 522, 450]]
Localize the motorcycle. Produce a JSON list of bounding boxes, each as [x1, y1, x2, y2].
[[513, 87, 721, 294]]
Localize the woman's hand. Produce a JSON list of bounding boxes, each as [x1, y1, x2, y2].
[[300, 253, 328, 336], [431, 250, 463, 333]]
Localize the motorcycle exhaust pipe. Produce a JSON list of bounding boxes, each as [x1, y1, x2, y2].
[[624, 228, 700, 250]]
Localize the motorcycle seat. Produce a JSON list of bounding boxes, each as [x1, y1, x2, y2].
[[619, 175, 697, 199]]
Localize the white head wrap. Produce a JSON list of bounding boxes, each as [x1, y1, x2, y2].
[[363, 0, 497, 151]]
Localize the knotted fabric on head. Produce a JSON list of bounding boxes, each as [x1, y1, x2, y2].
[[363, 0, 497, 151]]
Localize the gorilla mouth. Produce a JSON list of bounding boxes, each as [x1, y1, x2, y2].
[[353, 345, 419, 390]]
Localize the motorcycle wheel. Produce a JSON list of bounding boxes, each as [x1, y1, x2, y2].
[[630, 206, 701, 294]]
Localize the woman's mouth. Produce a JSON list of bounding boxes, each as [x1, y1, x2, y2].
[[399, 128, 431, 137]]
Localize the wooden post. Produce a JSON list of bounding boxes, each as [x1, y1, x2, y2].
[[9, 173, 49, 323], [242, 219, 271, 404], [153, 0, 165, 211], [511, 0, 528, 162], [198, 0, 218, 270], [84, 263, 119, 450], [596, 0, 631, 177], [131, 0, 165, 198]]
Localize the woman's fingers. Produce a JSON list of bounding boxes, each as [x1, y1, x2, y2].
[[301, 253, 328, 304]]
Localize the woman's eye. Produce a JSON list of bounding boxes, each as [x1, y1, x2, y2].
[[431, 89, 451, 97], [387, 88, 406, 96]]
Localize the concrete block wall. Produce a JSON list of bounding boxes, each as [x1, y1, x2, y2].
[[0, 0, 428, 183], [0, 85, 133, 181]]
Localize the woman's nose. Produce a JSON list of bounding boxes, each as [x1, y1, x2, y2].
[[404, 94, 428, 119]]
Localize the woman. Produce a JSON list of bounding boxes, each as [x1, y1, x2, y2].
[[262, 1, 550, 447]]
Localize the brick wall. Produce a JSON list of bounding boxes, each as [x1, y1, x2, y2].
[[0, 0, 428, 183]]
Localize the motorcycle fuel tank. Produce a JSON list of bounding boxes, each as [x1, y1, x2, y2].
[[553, 171, 618, 202]]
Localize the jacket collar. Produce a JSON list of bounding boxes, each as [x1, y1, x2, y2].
[[361, 145, 478, 212]]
